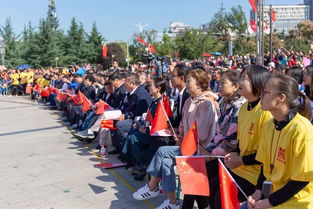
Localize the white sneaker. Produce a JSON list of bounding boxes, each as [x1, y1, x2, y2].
[[133, 184, 160, 200], [155, 199, 180, 209]]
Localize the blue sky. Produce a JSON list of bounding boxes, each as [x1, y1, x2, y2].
[[0, 0, 303, 41]]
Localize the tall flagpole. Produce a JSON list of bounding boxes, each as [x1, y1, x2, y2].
[[256, 0, 265, 65], [269, 5, 273, 62]]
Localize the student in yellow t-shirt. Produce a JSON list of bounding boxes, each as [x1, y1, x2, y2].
[[26, 69, 34, 84], [223, 65, 272, 202], [19, 70, 28, 94], [246, 74, 313, 209], [10, 70, 20, 96]]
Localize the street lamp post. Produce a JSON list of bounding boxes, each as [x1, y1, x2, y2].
[[0, 37, 5, 66]]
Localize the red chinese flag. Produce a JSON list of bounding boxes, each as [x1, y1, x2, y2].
[[146, 109, 154, 124], [271, 10, 277, 22], [95, 99, 111, 115], [101, 120, 117, 130], [81, 94, 91, 112], [162, 95, 174, 118], [134, 34, 148, 46], [219, 160, 240, 209], [56, 92, 68, 102], [102, 45, 108, 58], [250, 20, 257, 32], [249, 0, 257, 12], [148, 44, 156, 54], [48, 87, 57, 94], [77, 91, 85, 105], [175, 156, 210, 196], [41, 89, 50, 97], [150, 102, 169, 135], [181, 121, 198, 156]]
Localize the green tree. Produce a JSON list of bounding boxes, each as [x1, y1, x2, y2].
[[33, 19, 61, 67], [209, 6, 229, 39], [175, 29, 217, 59], [87, 22, 104, 64], [0, 17, 18, 68]]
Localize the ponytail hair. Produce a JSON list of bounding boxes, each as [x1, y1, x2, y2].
[[270, 74, 312, 120], [298, 91, 312, 120]]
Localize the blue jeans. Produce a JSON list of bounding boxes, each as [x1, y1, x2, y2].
[[147, 146, 181, 192]]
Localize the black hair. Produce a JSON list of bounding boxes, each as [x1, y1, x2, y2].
[[285, 66, 304, 85], [270, 74, 312, 120], [153, 77, 167, 94], [241, 65, 270, 97], [126, 73, 140, 86], [85, 74, 96, 83], [109, 72, 124, 81], [304, 65, 313, 100], [174, 64, 188, 82]]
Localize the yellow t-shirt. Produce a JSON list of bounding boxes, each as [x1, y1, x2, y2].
[[43, 79, 50, 87], [10, 73, 20, 85], [232, 101, 272, 185], [256, 113, 313, 209], [19, 72, 28, 84], [37, 78, 45, 87], [26, 72, 34, 84]]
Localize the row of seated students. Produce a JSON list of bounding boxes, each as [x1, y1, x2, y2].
[[50, 64, 313, 209]]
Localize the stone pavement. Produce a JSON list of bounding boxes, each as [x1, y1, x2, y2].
[[0, 96, 172, 209]]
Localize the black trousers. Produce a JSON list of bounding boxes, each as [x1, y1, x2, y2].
[[181, 160, 219, 209]]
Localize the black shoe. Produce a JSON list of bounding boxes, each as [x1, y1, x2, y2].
[[134, 173, 146, 181], [118, 153, 127, 160], [108, 149, 121, 155], [125, 162, 135, 169]]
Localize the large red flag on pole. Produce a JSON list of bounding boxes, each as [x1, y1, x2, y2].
[[181, 121, 198, 156], [219, 159, 241, 209], [249, 0, 257, 12], [148, 44, 156, 54], [271, 9, 277, 22], [102, 45, 108, 58], [134, 34, 148, 46], [176, 156, 210, 196]]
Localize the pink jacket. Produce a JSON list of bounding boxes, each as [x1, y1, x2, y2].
[[178, 91, 218, 154]]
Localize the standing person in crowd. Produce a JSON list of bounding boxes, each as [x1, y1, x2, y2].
[[133, 69, 218, 209], [10, 69, 20, 96], [246, 74, 313, 209], [304, 65, 313, 122], [210, 68, 221, 93], [181, 70, 246, 209], [216, 65, 272, 207]]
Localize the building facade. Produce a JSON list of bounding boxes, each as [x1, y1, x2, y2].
[[168, 22, 191, 37], [250, 4, 310, 34]]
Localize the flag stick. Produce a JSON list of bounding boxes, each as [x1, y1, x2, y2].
[[218, 158, 249, 200]]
